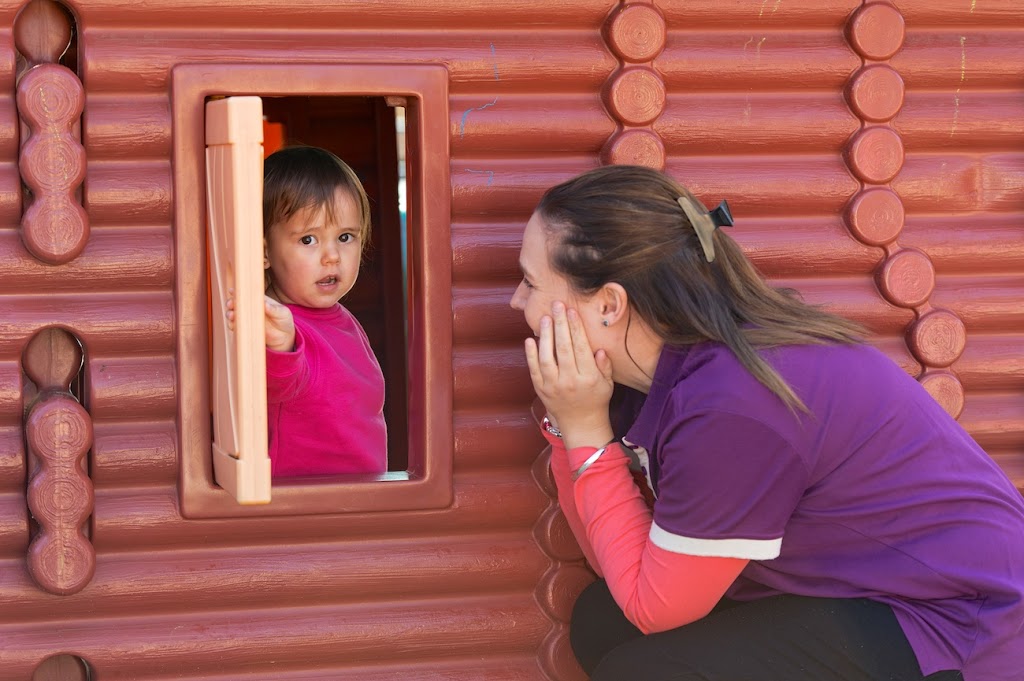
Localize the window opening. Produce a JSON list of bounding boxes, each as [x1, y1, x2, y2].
[[258, 95, 410, 471]]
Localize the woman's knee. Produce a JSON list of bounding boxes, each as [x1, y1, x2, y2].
[[590, 640, 702, 681], [569, 580, 642, 675]]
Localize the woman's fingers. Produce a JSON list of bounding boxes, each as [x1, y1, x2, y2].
[[566, 307, 597, 373], [536, 314, 558, 379], [594, 348, 613, 382], [550, 302, 579, 375], [528, 300, 605, 391], [524, 337, 541, 381]]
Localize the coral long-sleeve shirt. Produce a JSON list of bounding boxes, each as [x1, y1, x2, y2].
[[544, 426, 747, 634]]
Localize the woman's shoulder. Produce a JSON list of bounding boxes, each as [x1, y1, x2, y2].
[[682, 339, 897, 381], [661, 340, 906, 419]]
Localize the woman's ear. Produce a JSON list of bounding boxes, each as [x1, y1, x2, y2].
[[263, 238, 270, 269], [598, 282, 629, 327]]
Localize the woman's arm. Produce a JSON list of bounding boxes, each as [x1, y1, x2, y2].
[[525, 303, 749, 633], [566, 441, 747, 633], [541, 414, 747, 633], [543, 427, 603, 575]]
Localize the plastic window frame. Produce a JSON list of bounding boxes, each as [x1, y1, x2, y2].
[[172, 63, 452, 518]]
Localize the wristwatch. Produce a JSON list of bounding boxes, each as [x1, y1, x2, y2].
[[542, 416, 562, 438]]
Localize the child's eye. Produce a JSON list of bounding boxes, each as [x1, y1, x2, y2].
[[339, 233, 354, 243], [300, 235, 316, 245]]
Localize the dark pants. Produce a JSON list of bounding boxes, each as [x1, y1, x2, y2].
[[570, 580, 964, 681]]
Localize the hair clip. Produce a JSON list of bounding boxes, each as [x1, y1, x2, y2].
[[677, 197, 733, 263], [709, 200, 733, 229]]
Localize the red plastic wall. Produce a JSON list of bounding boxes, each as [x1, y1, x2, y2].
[[0, 1, 1021, 679]]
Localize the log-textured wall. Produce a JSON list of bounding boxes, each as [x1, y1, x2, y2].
[[0, 1, 1021, 679]]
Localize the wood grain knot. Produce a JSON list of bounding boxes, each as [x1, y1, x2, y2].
[[909, 310, 967, 369], [22, 327, 82, 390], [536, 564, 596, 622], [847, 64, 904, 123], [846, 126, 904, 184], [18, 63, 88, 265], [538, 626, 588, 681], [26, 395, 95, 596], [603, 128, 665, 169], [17, 64, 83, 128], [533, 505, 586, 563], [846, 188, 904, 247], [919, 371, 965, 420], [14, 0, 73, 65], [847, 2, 905, 61], [877, 248, 935, 308], [26, 395, 92, 460], [606, 67, 665, 126], [531, 447, 556, 496], [27, 530, 96, 596], [32, 654, 90, 681], [606, 4, 666, 63]]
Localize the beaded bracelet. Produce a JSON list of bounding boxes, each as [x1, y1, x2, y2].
[[541, 416, 562, 439]]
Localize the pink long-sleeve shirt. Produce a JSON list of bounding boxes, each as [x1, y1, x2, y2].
[[265, 303, 387, 477]]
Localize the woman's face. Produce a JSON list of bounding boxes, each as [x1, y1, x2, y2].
[[510, 211, 585, 336]]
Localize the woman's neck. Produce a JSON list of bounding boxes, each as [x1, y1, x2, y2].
[[610, 321, 663, 394]]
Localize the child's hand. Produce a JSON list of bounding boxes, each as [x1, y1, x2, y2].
[[224, 290, 295, 351], [225, 288, 237, 331], [264, 295, 296, 352]]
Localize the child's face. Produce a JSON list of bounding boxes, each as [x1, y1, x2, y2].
[[264, 188, 363, 308]]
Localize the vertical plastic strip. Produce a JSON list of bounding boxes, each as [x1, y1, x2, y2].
[[205, 96, 271, 504]]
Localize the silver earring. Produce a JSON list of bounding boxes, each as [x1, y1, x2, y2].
[[602, 319, 609, 327]]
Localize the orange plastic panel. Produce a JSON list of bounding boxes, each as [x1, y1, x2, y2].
[[205, 96, 271, 504]]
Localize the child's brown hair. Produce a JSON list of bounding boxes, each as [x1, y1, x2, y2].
[[264, 146, 372, 244], [262, 145, 371, 290]]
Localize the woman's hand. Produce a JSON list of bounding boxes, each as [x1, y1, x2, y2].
[[525, 301, 615, 450]]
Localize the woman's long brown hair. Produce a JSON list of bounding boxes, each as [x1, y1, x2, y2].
[[536, 164, 864, 411]]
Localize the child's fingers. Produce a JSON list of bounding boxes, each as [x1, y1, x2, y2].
[[264, 296, 288, 321]]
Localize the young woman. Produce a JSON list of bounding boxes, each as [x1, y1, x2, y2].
[[511, 164, 1024, 681]]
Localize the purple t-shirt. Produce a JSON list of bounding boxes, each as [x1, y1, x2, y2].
[[265, 303, 387, 477], [616, 341, 1024, 680]]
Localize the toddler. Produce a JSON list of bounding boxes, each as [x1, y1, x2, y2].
[[231, 145, 387, 477]]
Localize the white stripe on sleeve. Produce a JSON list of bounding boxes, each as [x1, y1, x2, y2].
[[649, 522, 782, 560]]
